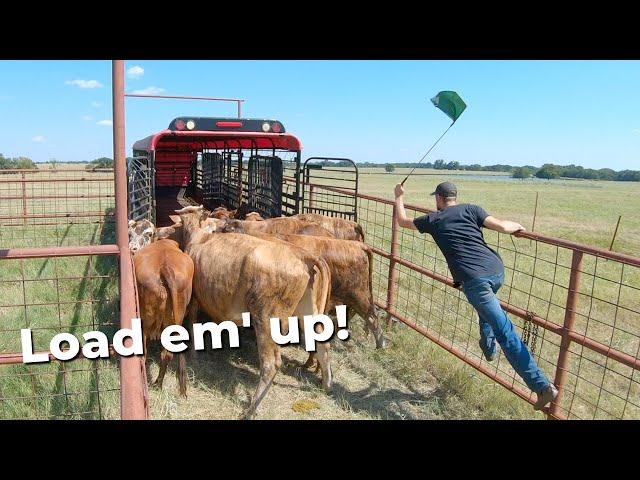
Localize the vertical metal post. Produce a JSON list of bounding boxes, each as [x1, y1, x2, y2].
[[237, 100, 242, 118], [21, 172, 27, 226], [609, 215, 622, 251], [386, 204, 400, 327], [309, 185, 315, 211], [531, 191, 539, 233], [113, 60, 149, 420], [549, 249, 583, 419]]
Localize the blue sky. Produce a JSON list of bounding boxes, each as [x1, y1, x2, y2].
[[0, 60, 638, 170]]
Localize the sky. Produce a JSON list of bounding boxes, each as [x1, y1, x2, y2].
[[0, 60, 638, 170]]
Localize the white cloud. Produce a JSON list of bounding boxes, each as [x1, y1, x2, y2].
[[97, 120, 113, 126], [32, 135, 46, 142], [91, 101, 102, 108], [127, 65, 144, 79], [82, 115, 93, 121], [65, 79, 103, 89], [131, 86, 165, 95]]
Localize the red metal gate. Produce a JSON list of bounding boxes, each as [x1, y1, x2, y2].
[[310, 183, 640, 420], [0, 61, 149, 420]]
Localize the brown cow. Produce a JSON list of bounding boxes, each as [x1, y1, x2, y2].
[[230, 232, 386, 368], [222, 217, 335, 237], [128, 222, 195, 397], [292, 213, 365, 241], [175, 205, 333, 419]]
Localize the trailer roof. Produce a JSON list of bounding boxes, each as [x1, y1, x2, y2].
[[132, 117, 302, 152], [132, 130, 302, 152]]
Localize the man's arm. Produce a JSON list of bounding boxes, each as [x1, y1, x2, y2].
[[483, 215, 526, 234], [394, 183, 418, 230]]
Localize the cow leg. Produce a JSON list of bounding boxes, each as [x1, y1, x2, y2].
[[154, 349, 173, 390], [185, 298, 199, 359], [241, 314, 282, 420], [315, 341, 333, 392], [177, 352, 187, 398], [302, 352, 316, 369], [366, 313, 387, 349]]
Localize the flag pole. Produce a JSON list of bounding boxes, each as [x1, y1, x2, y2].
[[401, 120, 455, 186]]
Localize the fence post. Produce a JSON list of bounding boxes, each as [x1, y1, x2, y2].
[[309, 184, 315, 211], [113, 60, 149, 420], [386, 204, 400, 327], [549, 249, 583, 419], [21, 172, 27, 226]]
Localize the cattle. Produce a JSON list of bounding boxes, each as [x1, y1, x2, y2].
[[292, 213, 365, 242], [222, 217, 335, 238], [154, 216, 183, 244], [175, 205, 333, 419], [128, 221, 195, 397], [225, 231, 386, 369], [244, 212, 264, 222], [211, 206, 234, 219], [128, 219, 155, 254]]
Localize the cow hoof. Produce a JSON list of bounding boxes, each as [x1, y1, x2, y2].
[[240, 409, 257, 420], [376, 337, 388, 349]]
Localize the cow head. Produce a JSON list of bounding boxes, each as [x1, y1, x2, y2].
[[211, 206, 232, 219], [221, 218, 245, 233], [200, 217, 227, 233], [128, 219, 156, 254]]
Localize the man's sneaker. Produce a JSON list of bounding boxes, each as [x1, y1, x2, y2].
[[479, 339, 497, 362], [533, 384, 559, 411]]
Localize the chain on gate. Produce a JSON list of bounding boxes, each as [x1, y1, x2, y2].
[[521, 311, 539, 357], [510, 234, 539, 357]]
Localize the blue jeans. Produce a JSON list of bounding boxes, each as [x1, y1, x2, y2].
[[462, 272, 550, 394]]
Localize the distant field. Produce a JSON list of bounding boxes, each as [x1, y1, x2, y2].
[[356, 168, 640, 257]]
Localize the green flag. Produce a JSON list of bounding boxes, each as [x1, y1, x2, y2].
[[431, 91, 466, 123]]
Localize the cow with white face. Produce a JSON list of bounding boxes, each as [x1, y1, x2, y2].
[[128, 219, 156, 254]]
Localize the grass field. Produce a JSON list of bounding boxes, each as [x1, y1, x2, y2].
[[0, 165, 638, 419]]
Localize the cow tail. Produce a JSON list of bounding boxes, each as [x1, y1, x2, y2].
[[162, 264, 184, 326], [311, 257, 331, 315]]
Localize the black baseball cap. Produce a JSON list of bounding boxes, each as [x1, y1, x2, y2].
[[430, 181, 457, 198]]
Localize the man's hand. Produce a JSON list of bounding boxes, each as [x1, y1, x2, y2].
[[394, 183, 405, 198]]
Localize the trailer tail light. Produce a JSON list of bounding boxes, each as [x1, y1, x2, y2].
[[261, 122, 271, 132], [271, 122, 282, 133], [175, 119, 185, 130], [186, 120, 196, 130], [216, 121, 243, 128]]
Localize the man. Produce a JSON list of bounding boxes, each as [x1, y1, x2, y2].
[[393, 181, 558, 411]]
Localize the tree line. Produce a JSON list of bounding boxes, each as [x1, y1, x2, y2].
[[0, 155, 115, 170], [364, 159, 639, 182]]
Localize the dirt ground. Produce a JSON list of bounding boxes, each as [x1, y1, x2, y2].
[[146, 323, 446, 420]]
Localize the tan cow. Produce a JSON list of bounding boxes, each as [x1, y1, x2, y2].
[[128, 221, 195, 397], [175, 205, 333, 419], [244, 212, 264, 221], [222, 217, 335, 237], [225, 232, 386, 368], [292, 213, 365, 241]]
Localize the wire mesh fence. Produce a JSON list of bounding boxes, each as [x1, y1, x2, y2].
[[0, 168, 121, 419], [311, 184, 640, 420]]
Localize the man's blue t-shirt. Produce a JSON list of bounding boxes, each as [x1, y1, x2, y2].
[[413, 204, 503, 283]]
